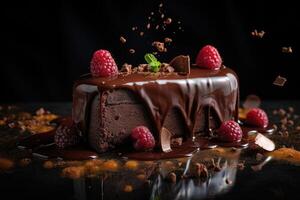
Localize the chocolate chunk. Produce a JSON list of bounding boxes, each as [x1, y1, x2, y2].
[[160, 127, 172, 152], [169, 55, 190, 75], [273, 75, 287, 86], [120, 36, 126, 43]]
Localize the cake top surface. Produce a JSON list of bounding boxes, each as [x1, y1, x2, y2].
[[75, 67, 237, 88]]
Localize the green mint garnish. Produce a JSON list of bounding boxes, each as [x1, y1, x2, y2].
[[144, 53, 161, 72]]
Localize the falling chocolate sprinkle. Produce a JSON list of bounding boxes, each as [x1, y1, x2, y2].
[[139, 32, 144, 36], [151, 12, 154, 15], [251, 29, 265, 38], [120, 36, 127, 43], [164, 37, 172, 43], [161, 14, 165, 18], [159, 3, 163, 7], [148, 16, 151, 20], [129, 49, 135, 54], [155, 25, 160, 30], [273, 75, 287, 86], [160, 127, 172, 152], [177, 21, 181, 24], [169, 55, 191, 75], [146, 23, 151, 29], [282, 46, 293, 53], [164, 18, 172, 25], [243, 94, 261, 109]]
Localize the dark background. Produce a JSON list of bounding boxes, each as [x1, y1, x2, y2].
[[2, 0, 300, 102]]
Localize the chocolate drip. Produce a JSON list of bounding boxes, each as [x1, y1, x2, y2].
[[73, 67, 239, 152]]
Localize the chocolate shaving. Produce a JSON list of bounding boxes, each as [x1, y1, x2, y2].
[[273, 75, 287, 86], [243, 94, 261, 109], [254, 133, 275, 151], [169, 55, 190, 75], [160, 127, 173, 152]]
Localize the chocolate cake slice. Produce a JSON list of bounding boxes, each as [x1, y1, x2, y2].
[[72, 60, 239, 153]]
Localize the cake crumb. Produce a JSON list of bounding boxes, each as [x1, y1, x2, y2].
[[129, 49, 135, 54]]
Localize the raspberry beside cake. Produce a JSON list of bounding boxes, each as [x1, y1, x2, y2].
[[72, 47, 239, 153]]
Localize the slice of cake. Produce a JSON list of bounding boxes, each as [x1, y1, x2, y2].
[[72, 46, 239, 153]]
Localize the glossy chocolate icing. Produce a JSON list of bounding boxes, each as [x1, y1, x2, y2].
[[72, 65, 239, 153]]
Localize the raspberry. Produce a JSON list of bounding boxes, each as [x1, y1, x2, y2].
[[54, 118, 80, 149], [196, 45, 222, 70], [246, 108, 269, 128], [90, 49, 118, 77], [131, 126, 155, 151], [217, 120, 243, 142]]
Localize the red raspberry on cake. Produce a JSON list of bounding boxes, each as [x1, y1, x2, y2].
[[54, 118, 80, 149], [217, 120, 243, 142], [196, 45, 222, 70], [246, 108, 269, 128], [131, 126, 155, 151], [90, 49, 118, 77]]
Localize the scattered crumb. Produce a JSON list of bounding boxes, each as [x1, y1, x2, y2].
[[124, 160, 139, 170], [43, 160, 54, 169], [0, 158, 14, 171], [123, 184, 133, 192], [251, 29, 265, 38]]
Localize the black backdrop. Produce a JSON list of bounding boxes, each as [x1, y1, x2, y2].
[[2, 0, 300, 102]]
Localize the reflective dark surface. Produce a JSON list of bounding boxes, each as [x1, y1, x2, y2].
[[1, 101, 300, 200]]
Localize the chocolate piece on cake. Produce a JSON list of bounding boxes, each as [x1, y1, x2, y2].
[[73, 58, 239, 153]]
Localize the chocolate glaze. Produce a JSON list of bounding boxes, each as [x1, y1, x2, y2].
[[73, 67, 239, 153]]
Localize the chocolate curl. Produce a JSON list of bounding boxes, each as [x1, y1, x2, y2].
[[160, 127, 173, 152]]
